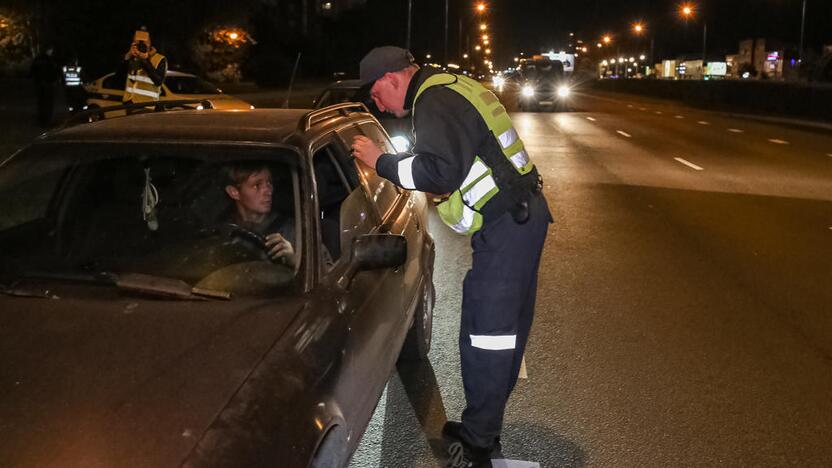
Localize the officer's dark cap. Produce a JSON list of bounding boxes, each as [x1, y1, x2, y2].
[[359, 46, 416, 86]]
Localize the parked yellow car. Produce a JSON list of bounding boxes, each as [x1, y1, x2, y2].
[[84, 70, 254, 118]]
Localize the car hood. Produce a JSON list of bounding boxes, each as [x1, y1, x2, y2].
[[0, 288, 303, 468]]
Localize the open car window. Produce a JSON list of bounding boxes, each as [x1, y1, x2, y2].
[[0, 143, 302, 297]]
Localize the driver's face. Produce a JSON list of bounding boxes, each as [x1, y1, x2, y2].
[[236, 169, 273, 216]]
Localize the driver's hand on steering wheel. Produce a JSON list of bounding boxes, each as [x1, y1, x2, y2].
[[265, 233, 294, 265]]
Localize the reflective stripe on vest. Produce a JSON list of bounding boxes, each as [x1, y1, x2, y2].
[[413, 72, 534, 235], [124, 53, 165, 103]]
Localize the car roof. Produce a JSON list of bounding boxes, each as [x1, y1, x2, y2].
[[327, 79, 363, 89], [36, 107, 376, 147]]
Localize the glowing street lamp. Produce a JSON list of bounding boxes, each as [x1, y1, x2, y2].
[[482, 34, 489, 41], [476, 3, 486, 14], [633, 23, 644, 34], [681, 4, 694, 18], [480, 24, 487, 31], [602, 35, 612, 45], [475, 45, 482, 51], [426, 53, 432, 59], [485, 48, 491, 54]]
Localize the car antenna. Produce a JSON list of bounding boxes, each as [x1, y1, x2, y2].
[[282, 52, 302, 108]]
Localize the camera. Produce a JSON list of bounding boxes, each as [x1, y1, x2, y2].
[[136, 41, 148, 54]]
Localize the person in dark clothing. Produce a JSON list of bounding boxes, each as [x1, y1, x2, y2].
[[351, 47, 551, 468], [29, 46, 60, 127], [223, 163, 295, 267]]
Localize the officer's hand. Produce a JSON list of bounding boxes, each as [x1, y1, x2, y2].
[[351, 135, 383, 169], [265, 233, 294, 265], [128, 44, 139, 58]]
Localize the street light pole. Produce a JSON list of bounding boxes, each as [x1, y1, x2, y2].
[[444, 0, 449, 64], [799, 0, 807, 64], [407, 0, 412, 50], [702, 22, 707, 65]]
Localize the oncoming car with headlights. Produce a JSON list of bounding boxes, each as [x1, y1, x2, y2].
[[515, 58, 572, 112]]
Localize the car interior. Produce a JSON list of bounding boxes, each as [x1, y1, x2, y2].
[[0, 147, 301, 294]]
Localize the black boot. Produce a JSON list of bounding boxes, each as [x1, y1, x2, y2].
[[442, 421, 502, 467]]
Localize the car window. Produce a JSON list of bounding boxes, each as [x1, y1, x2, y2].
[[102, 73, 123, 90], [356, 123, 402, 217], [0, 144, 301, 296], [0, 169, 62, 231], [312, 140, 368, 268], [165, 76, 221, 94]]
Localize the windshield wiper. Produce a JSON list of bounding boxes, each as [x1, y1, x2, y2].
[[11, 271, 231, 301], [115, 273, 231, 301]]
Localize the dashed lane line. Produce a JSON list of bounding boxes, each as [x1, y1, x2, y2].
[[674, 115, 684, 119], [655, 111, 663, 115], [586, 116, 597, 122], [697, 120, 711, 125], [674, 157, 704, 171], [627, 104, 634, 108], [616, 130, 632, 138], [638, 107, 648, 111], [768, 139, 790, 145], [727, 128, 745, 133], [827, 153, 832, 157]]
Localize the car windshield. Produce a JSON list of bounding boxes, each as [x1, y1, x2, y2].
[[316, 87, 360, 108], [0, 143, 302, 297], [165, 76, 221, 94], [521, 60, 564, 81]]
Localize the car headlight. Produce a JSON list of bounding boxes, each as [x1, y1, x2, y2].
[[522, 85, 535, 97], [390, 135, 411, 153], [196, 105, 204, 110], [250, 105, 256, 110], [557, 86, 570, 98], [493, 76, 505, 87]]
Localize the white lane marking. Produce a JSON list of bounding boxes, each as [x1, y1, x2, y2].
[[655, 111, 663, 115], [616, 130, 632, 138], [827, 153, 832, 157], [727, 128, 745, 133], [768, 139, 789, 145], [627, 104, 634, 108], [639, 107, 647, 111], [586, 116, 596, 122], [697, 120, 710, 125], [674, 157, 704, 171], [674, 115, 684, 119]]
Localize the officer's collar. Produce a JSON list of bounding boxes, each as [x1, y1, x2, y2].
[[403, 68, 426, 110]]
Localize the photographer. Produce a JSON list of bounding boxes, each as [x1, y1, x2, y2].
[[123, 28, 167, 105]]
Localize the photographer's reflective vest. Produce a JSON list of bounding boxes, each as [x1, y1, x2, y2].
[[123, 52, 165, 103], [414, 73, 535, 235]]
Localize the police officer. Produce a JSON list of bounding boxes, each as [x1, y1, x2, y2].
[[351, 47, 551, 468], [123, 28, 167, 106]]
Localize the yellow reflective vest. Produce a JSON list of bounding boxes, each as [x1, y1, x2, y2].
[[414, 73, 535, 235], [123, 52, 165, 103]]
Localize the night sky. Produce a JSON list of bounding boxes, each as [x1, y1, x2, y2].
[[407, 0, 832, 66]]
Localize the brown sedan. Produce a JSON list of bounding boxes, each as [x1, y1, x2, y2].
[[0, 104, 435, 467]]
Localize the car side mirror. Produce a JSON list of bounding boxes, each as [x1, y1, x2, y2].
[[339, 234, 407, 289]]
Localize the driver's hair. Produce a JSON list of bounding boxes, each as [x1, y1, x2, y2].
[[223, 162, 270, 188]]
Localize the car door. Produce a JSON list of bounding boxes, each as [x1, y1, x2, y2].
[[309, 133, 409, 444], [352, 121, 425, 324]]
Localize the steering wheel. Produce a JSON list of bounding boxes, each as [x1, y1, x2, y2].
[[226, 223, 271, 261]]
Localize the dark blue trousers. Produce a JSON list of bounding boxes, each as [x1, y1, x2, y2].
[[459, 192, 551, 449]]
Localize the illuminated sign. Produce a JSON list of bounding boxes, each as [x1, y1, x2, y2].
[[706, 62, 727, 76], [766, 51, 780, 61]]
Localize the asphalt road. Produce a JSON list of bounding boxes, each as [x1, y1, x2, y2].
[[350, 90, 832, 468]]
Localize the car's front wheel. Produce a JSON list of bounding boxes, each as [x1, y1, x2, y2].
[[399, 280, 435, 361], [310, 426, 348, 468]]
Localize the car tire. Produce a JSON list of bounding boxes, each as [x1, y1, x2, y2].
[[86, 105, 101, 122], [310, 426, 348, 468], [399, 279, 435, 361]]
